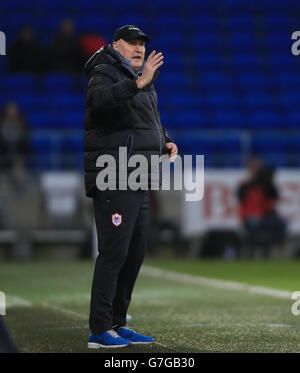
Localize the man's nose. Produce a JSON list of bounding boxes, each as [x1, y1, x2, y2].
[[135, 46, 143, 53]]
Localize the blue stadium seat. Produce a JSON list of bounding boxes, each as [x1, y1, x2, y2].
[[248, 111, 283, 129], [229, 33, 258, 51], [30, 132, 62, 170], [0, 96, 9, 110], [3, 74, 37, 92], [221, 0, 255, 10], [256, 153, 290, 168], [250, 134, 300, 167], [194, 33, 220, 49], [145, 0, 186, 12], [226, 15, 254, 31], [156, 34, 186, 52], [178, 135, 242, 167], [36, 0, 73, 11], [13, 94, 48, 115], [158, 111, 174, 128], [28, 112, 62, 129], [62, 135, 83, 152], [277, 73, 300, 89], [200, 72, 234, 89], [61, 135, 84, 169], [157, 73, 190, 90], [178, 111, 210, 129], [214, 110, 246, 129], [1, 0, 38, 11], [185, 14, 219, 31], [75, 15, 116, 36], [268, 53, 297, 70], [71, 0, 116, 13], [183, 0, 217, 10], [43, 74, 76, 92], [232, 53, 263, 69], [164, 93, 208, 111], [157, 53, 186, 71], [280, 91, 300, 108], [64, 112, 84, 129], [261, 0, 296, 10], [30, 133, 60, 151], [237, 73, 273, 90], [244, 92, 277, 109], [35, 14, 65, 34], [266, 33, 290, 50], [167, 111, 209, 129], [265, 14, 291, 29], [46, 93, 85, 111], [287, 111, 300, 129], [178, 137, 209, 155], [0, 13, 36, 34], [251, 135, 289, 152], [194, 53, 223, 69], [0, 56, 8, 76], [207, 92, 241, 109]]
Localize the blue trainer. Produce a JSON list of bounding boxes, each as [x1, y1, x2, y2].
[[88, 329, 131, 349], [116, 327, 155, 345]]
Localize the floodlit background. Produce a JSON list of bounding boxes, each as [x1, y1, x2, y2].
[[1, 0, 300, 353]]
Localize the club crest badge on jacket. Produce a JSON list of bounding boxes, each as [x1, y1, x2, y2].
[[112, 213, 122, 227]]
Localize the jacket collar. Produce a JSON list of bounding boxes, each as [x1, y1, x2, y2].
[[113, 48, 145, 78], [85, 45, 160, 83]]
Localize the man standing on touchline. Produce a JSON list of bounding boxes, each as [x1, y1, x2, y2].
[[83, 25, 178, 349]]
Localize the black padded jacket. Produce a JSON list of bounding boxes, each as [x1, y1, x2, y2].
[[83, 45, 174, 197]]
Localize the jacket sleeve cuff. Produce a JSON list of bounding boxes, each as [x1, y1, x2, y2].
[[129, 79, 140, 94], [162, 128, 174, 144], [165, 136, 174, 144]]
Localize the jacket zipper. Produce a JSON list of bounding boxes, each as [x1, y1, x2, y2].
[[125, 132, 134, 160], [115, 61, 162, 155], [146, 91, 163, 156]]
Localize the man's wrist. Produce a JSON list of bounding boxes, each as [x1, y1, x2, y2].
[[136, 78, 145, 89]]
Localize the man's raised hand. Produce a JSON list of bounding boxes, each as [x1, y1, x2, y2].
[[136, 51, 164, 89]]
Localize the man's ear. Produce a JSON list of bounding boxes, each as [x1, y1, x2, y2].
[[112, 41, 118, 50]]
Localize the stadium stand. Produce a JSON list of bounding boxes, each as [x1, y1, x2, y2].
[[1, 0, 300, 173]]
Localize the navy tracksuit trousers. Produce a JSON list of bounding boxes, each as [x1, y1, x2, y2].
[[89, 189, 149, 335]]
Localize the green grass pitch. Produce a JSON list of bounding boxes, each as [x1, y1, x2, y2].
[[1, 259, 300, 353]]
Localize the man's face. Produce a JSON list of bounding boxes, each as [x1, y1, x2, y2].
[[113, 38, 145, 72]]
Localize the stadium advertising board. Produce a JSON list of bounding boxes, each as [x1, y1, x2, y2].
[[182, 169, 300, 236]]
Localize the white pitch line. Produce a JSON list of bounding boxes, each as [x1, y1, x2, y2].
[[40, 325, 89, 331], [5, 294, 88, 321], [6, 294, 178, 352], [6, 295, 33, 308], [178, 322, 294, 329], [40, 302, 88, 321], [155, 341, 179, 352], [141, 265, 293, 300]]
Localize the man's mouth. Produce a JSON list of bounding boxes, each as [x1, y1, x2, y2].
[[132, 56, 142, 60]]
